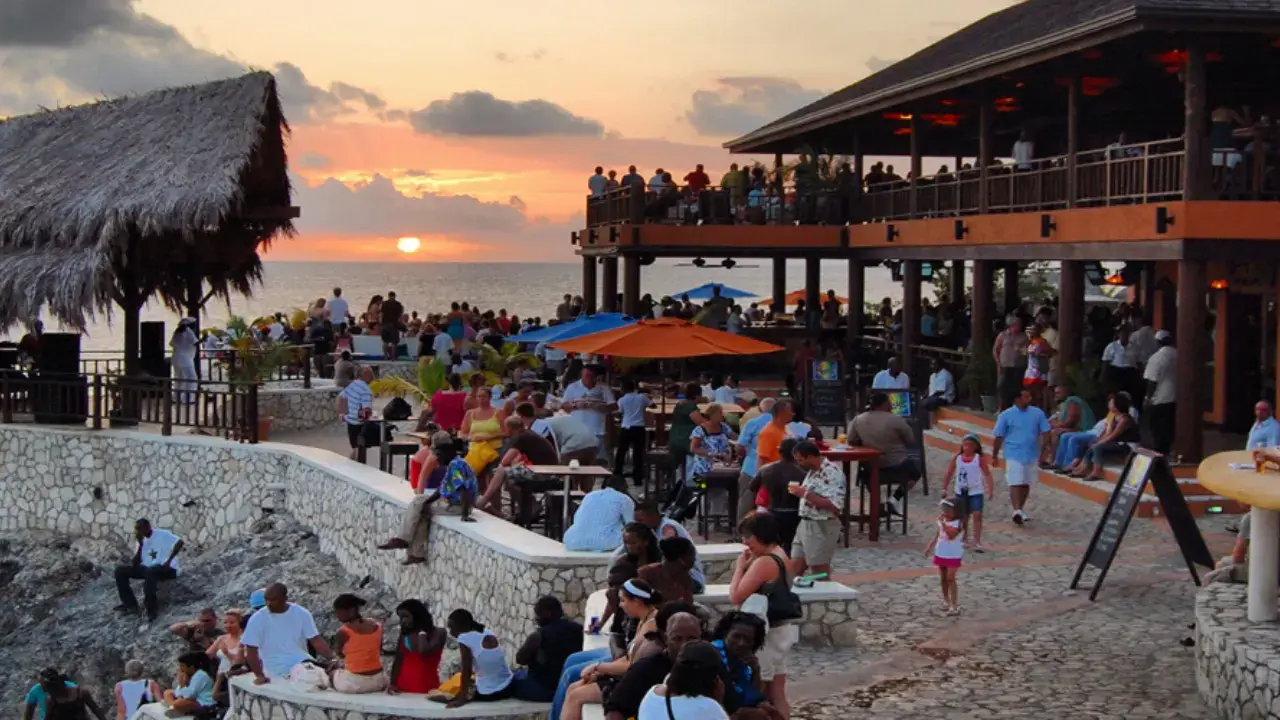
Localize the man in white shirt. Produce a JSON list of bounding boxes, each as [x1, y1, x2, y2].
[[713, 375, 742, 406], [1012, 130, 1034, 171], [242, 583, 332, 683], [588, 166, 608, 197], [432, 330, 454, 358], [328, 287, 350, 330], [337, 367, 376, 460], [267, 313, 286, 341], [561, 367, 616, 461], [921, 358, 955, 414], [1143, 330, 1177, 454], [648, 168, 667, 192], [871, 357, 911, 391], [614, 379, 652, 485], [1125, 311, 1158, 400], [114, 519, 184, 620]]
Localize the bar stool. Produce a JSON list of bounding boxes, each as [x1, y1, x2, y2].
[[645, 449, 676, 501], [381, 440, 419, 479], [696, 468, 741, 540], [542, 490, 585, 540], [876, 467, 911, 535]]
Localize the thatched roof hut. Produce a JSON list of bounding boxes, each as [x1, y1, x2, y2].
[[0, 71, 295, 334]]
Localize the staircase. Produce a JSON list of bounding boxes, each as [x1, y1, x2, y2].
[[924, 406, 1246, 518]]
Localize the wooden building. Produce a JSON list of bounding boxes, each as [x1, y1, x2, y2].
[[573, 0, 1280, 462]]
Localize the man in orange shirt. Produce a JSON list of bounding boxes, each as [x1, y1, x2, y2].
[[756, 398, 795, 469]]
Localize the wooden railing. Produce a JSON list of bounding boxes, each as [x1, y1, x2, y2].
[[583, 138, 1274, 229], [852, 335, 970, 390], [78, 346, 314, 388], [0, 371, 261, 442]]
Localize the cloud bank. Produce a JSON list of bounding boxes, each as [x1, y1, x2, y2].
[[408, 91, 605, 137], [685, 76, 825, 137]]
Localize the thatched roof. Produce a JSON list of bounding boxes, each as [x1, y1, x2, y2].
[[0, 71, 293, 329]]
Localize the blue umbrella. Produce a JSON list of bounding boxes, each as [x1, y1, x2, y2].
[[669, 282, 756, 301], [512, 313, 637, 345]]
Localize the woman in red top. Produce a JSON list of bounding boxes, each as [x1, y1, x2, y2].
[[388, 599, 447, 694], [431, 374, 468, 432]]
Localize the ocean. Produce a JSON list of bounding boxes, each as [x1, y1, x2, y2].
[[24, 260, 911, 352]]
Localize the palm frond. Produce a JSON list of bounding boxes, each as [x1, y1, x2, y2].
[[371, 376, 428, 404]]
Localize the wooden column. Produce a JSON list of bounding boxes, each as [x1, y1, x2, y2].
[[902, 260, 922, 379], [600, 257, 619, 313], [1175, 259, 1206, 461], [1066, 75, 1080, 207], [978, 92, 992, 213], [582, 256, 598, 315], [972, 260, 995, 353], [771, 257, 787, 314], [847, 259, 864, 344], [622, 256, 641, 317], [804, 258, 821, 331], [908, 114, 922, 218], [1184, 44, 1210, 201], [949, 260, 966, 306], [852, 135, 864, 223], [1058, 260, 1085, 371], [1002, 262, 1020, 315]]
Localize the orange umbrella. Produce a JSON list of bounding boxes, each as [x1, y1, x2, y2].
[[550, 317, 784, 358], [778, 289, 848, 306]]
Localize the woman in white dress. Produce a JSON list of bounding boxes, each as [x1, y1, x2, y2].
[[170, 318, 199, 404]]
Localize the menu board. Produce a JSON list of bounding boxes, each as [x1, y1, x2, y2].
[[808, 360, 846, 427], [1071, 450, 1213, 601]]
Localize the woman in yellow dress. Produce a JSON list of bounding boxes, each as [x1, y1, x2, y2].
[[461, 386, 506, 487]]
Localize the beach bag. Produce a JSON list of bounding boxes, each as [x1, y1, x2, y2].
[[288, 661, 330, 690], [740, 555, 802, 627], [384, 396, 412, 421]]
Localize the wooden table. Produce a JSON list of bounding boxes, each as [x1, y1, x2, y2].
[[646, 403, 746, 415], [403, 430, 433, 443], [527, 464, 615, 535], [822, 446, 883, 544], [1197, 450, 1280, 622]]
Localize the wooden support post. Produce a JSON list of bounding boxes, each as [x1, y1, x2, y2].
[[804, 258, 821, 331], [972, 260, 995, 353], [949, 260, 966, 306], [1067, 75, 1080, 208], [1174, 260, 1206, 461], [774, 153, 785, 198], [902, 260, 922, 378], [582, 256, 598, 315], [1002, 262, 1020, 315], [1058, 261, 1085, 371], [852, 134, 864, 223], [622, 256, 641, 317], [909, 114, 922, 218], [847, 259, 864, 345], [771, 257, 787, 314], [1184, 44, 1210, 201], [978, 92, 992, 213], [601, 257, 619, 313]]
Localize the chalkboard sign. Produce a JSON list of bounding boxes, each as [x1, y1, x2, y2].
[[808, 359, 846, 427], [1070, 450, 1214, 600]]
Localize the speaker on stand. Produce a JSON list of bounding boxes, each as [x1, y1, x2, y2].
[[32, 333, 88, 424], [140, 321, 168, 378]]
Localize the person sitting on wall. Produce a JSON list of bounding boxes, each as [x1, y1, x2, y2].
[[168, 607, 222, 651], [114, 519, 184, 621], [509, 596, 585, 702], [377, 431, 479, 564]]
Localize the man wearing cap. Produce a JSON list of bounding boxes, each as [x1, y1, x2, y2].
[[170, 318, 199, 404], [1143, 330, 1177, 455], [377, 431, 478, 563]]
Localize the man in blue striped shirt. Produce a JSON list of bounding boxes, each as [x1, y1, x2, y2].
[[337, 366, 375, 460]]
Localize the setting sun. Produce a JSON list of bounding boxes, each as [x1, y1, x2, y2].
[[396, 236, 421, 253]]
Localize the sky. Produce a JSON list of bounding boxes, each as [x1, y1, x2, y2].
[[0, 0, 1016, 262]]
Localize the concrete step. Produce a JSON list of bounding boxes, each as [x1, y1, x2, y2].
[[937, 405, 995, 430]]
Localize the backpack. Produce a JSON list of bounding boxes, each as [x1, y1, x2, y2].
[[383, 396, 412, 421]]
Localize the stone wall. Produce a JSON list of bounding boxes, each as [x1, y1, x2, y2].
[[257, 385, 341, 432], [1194, 583, 1280, 720], [0, 425, 659, 653], [226, 678, 548, 720]]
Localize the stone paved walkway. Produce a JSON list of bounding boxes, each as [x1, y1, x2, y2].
[[786, 446, 1235, 719]]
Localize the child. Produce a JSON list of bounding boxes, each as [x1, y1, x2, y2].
[[330, 594, 387, 693], [941, 434, 994, 552], [162, 653, 216, 714], [923, 499, 965, 616], [1022, 325, 1054, 407]]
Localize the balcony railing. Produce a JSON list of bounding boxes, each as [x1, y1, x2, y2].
[[78, 346, 314, 387], [583, 138, 1272, 229], [0, 372, 261, 441]]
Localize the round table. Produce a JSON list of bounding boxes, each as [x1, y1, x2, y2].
[[1197, 450, 1280, 622]]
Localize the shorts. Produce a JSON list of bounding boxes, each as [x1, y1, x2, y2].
[[381, 326, 400, 344], [331, 669, 388, 694], [954, 493, 984, 513], [933, 556, 962, 569], [793, 518, 840, 567], [1004, 459, 1037, 487], [346, 422, 379, 449], [757, 623, 798, 680]]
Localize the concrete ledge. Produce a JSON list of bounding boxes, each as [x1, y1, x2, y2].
[[229, 675, 547, 719], [1194, 583, 1280, 719]]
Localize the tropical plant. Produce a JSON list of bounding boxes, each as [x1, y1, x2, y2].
[[222, 315, 299, 383], [958, 340, 997, 407], [475, 342, 540, 384], [370, 375, 429, 404], [1064, 360, 1106, 415]]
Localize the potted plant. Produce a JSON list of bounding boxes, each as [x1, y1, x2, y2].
[[959, 341, 998, 413], [222, 315, 299, 441], [1064, 360, 1106, 419]]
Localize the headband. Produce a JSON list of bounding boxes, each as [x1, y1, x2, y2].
[[622, 579, 651, 599], [940, 499, 955, 508]]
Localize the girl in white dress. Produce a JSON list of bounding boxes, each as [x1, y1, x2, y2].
[[923, 499, 965, 616], [941, 434, 995, 551]]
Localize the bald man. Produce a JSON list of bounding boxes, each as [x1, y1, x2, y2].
[[602, 610, 705, 720], [242, 583, 331, 684], [1248, 401, 1280, 451], [337, 366, 377, 460]]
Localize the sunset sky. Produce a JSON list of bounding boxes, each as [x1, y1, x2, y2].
[[1, 0, 1016, 261]]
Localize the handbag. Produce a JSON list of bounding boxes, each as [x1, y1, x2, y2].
[[760, 554, 803, 625]]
